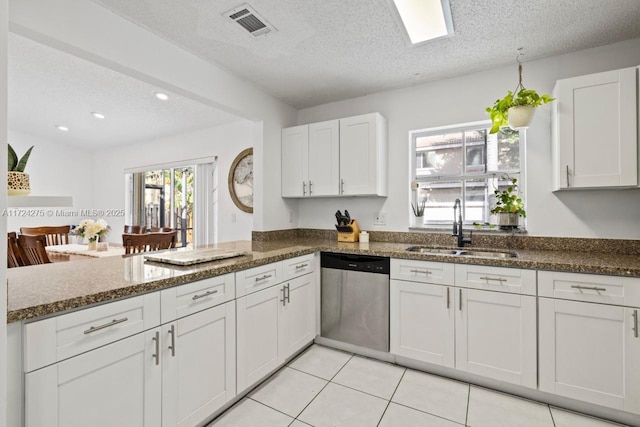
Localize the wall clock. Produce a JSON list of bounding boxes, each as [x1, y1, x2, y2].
[[228, 148, 253, 213]]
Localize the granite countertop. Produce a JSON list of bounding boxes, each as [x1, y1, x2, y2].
[[8, 239, 640, 323]]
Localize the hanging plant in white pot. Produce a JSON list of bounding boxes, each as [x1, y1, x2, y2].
[[485, 49, 554, 134]]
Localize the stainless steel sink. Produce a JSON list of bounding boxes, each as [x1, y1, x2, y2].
[[406, 246, 518, 259], [457, 250, 518, 259]]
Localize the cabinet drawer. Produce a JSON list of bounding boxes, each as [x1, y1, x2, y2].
[[24, 293, 160, 372], [538, 271, 640, 307], [390, 258, 454, 285], [282, 254, 315, 281], [455, 264, 536, 295], [160, 273, 235, 323], [236, 261, 283, 297]]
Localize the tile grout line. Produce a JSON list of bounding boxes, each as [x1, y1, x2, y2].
[[245, 396, 299, 420], [465, 383, 471, 426], [375, 367, 407, 427], [390, 401, 466, 426], [291, 352, 356, 423], [548, 405, 557, 427]]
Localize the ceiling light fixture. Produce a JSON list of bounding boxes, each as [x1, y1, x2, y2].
[[56, 125, 69, 132], [91, 112, 106, 119], [388, 0, 454, 45], [153, 91, 169, 101]]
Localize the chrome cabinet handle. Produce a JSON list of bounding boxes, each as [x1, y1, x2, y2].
[[479, 276, 507, 283], [446, 287, 450, 309], [168, 325, 176, 357], [459, 289, 462, 311], [341, 179, 345, 194], [255, 274, 272, 282], [152, 331, 160, 366], [285, 283, 291, 304], [84, 317, 128, 334], [571, 285, 607, 292], [192, 289, 218, 300], [309, 181, 313, 195], [566, 165, 570, 188], [410, 269, 431, 275], [280, 286, 286, 306], [295, 263, 309, 269], [303, 181, 306, 196], [633, 310, 638, 338]]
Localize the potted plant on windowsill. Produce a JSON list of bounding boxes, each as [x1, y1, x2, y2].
[[7, 144, 34, 196], [490, 177, 526, 228]]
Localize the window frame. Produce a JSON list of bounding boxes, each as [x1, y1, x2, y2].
[[409, 120, 526, 228]]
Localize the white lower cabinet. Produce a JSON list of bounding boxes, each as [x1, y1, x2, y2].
[[162, 301, 236, 427], [390, 259, 537, 389], [25, 328, 162, 427], [390, 279, 454, 367], [236, 273, 315, 392], [455, 288, 537, 388], [539, 297, 640, 413]]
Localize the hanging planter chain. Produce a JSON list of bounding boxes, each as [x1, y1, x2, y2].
[[513, 48, 526, 94]]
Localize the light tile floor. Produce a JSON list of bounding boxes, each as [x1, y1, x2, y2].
[[209, 344, 628, 427]]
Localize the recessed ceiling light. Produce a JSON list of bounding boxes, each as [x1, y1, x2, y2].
[[153, 91, 169, 101], [389, 0, 454, 45], [56, 125, 69, 132], [91, 112, 106, 119]]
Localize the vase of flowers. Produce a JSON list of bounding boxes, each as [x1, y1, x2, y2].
[[76, 219, 110, 250]]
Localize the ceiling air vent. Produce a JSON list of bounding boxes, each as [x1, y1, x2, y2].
[[224, 4, 277, 37]]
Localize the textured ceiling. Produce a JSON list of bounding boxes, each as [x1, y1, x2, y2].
[[90, 0, 640, 109], [8, 34, 240, 151]]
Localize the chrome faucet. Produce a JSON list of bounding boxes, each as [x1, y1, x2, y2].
[[452, 198, 472, 247]]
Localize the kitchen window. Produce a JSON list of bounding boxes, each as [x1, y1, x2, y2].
[[411, 121, 524, 227]]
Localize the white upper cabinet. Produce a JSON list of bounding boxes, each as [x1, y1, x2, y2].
[[282, 125, 309, 197], [553, 66, 638, 190], [339, 113, 388, 196], [309, 120, 340, 196], [281, 113, 387, 198]]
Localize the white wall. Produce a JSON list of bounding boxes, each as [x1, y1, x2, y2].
[[7, 130, 93, 231], [297, 38, 640, 239], [92, 121, 255, 243], [8, 0, 299, 232], [0, 0, 7, 421]]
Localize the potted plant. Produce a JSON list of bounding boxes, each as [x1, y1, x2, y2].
[[7, 144, 34, 196], [486, 88, 554, 134], [490, 177, 526, 228]]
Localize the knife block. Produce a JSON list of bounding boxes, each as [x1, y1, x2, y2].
[[336, 219, 360, 242]]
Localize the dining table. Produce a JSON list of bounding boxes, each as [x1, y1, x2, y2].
[[45, 243, 126, 262]]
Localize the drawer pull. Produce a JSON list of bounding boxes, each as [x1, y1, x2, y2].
[[84, 317, 128, 334], [192, 290, 218, 300], [295, 263, 309, 269], [446, 287, 450, 309], [571, 285, 607, 292], [410, 269, 431, 275], [255, 274, 273, 282], [479, 276, 506, 283], [633, 310, 638, 339], [280, 286, 286, 306], [285, 283, 291, 303], [152, 331, 160, 366], [459, 289, 462, 311], [168, 325, 176, 357]]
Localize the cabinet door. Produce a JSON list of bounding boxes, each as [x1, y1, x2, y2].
[[282, 125, 309, 197], [555, 67, 637, 189], [339, 113, 385, 195], [162, 301, 236, 427], [308, 120, 340, 196], [455, 289, 536, 388], [25, 329, 161, 427], [236, 285, 283, 392], [390, 280, 454, 367], [280, 274, 316, 358], [539, 299, 640, 413]]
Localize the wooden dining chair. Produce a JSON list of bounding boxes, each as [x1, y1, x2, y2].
[[17, 234, 51, 265], [124, 225, 146, 234], [150, 227, 173, 232], [122, 231, 177, 255], [8, 232, 28, 267], [20, 226, 70, 246]]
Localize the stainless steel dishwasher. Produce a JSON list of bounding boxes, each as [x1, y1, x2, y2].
[[320, 252, 390, 352]]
